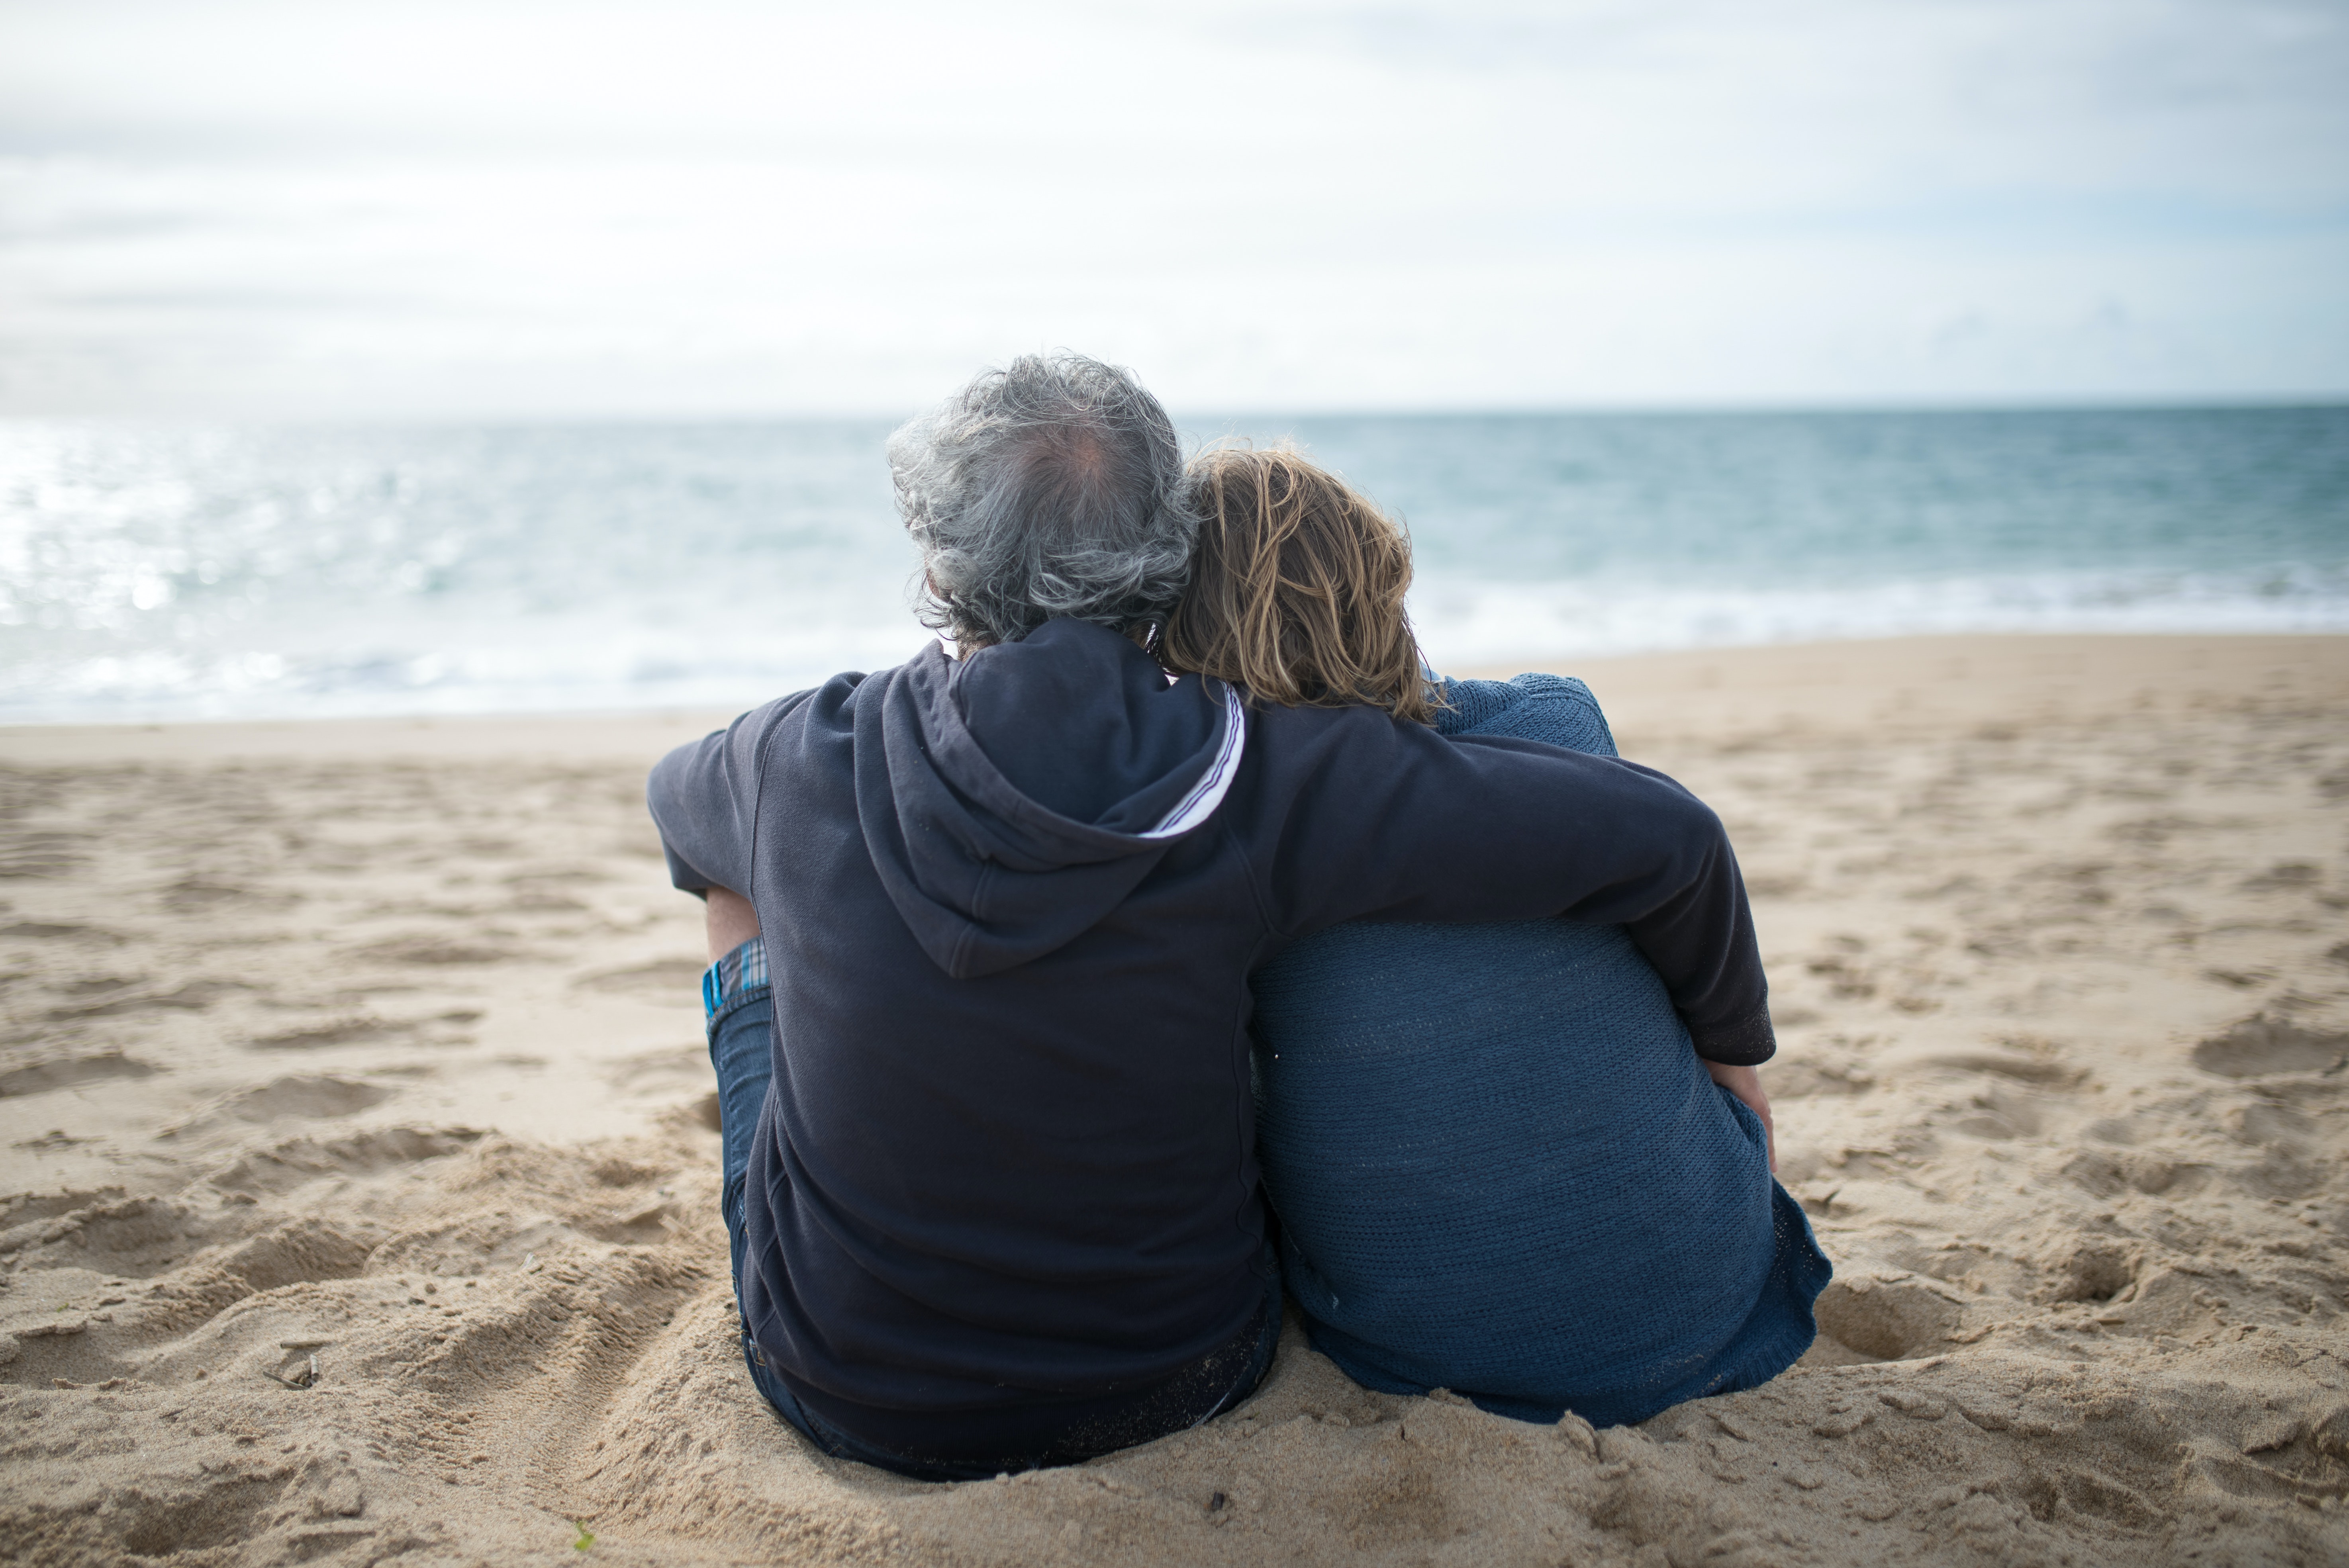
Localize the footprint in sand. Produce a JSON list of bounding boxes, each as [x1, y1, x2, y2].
[[1811, 1271, 1965, 1360], [0, 1190, 249, 1278], [249, 1018, 413, 1050], [356, 935, 519, 966], [2061, 1147, 2206, 1199], [158, 1075, 395, 1140], [44, 980, 231, 1020], [197, 1217, 374, 1292], [249, 1010, 483, 1051], [1765, 1059, 1875, 1100], [2191, 1014, 2349, 1078], [0, 1052, 157, 1098], [0, 920, 124, 944], [159, 876, 298, 912], [2044, 1239, 2139, 1304], [1914, 1049, 2085, 1087], [220, 1076, 394, 1122], [2225, 1100, 2331, 1201], [2238, 861, 2322, 893], [207, 1126, 484, 1197]]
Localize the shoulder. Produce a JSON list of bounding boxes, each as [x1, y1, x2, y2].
[[1434, 673, 1615, 757], [1229, 698, 1450, 794], [1244, 696, 1438, 751], [649, 671, 870, 791]]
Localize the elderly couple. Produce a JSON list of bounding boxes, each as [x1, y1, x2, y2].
[[648, 354, 1830, 1482]]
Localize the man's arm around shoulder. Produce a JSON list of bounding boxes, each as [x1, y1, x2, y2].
[[1247, 706, 1776, 1069]]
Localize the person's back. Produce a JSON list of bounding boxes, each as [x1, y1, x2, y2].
[[1252, 672, 1832, 1426], [649, 360, 1784, 1478]]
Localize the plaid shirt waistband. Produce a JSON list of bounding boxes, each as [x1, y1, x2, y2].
[[701, 936, 770, 1021]]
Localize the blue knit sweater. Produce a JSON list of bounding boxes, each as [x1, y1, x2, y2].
[[1251, 674, 1832, 1427]]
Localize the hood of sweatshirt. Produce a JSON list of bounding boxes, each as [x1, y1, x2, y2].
[[852, 617, 1245, 980]]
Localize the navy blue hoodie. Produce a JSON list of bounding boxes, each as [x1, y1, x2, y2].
[[647, 617, 1772, 1421]]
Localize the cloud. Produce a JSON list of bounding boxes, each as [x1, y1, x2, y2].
[[0, 0, 2343, 415]]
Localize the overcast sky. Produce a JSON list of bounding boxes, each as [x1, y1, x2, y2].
[[3, 0, 2345, 418]]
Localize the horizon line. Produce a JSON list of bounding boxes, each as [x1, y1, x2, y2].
[[5, 393, 2349, 430]]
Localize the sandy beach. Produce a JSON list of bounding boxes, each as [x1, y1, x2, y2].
[[2, 631, 2345, 1567]]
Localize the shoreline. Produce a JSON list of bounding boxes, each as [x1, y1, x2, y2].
[[4, 631, 2343, 765]]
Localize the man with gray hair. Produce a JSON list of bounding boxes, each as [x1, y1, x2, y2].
[[649, 353, 1771, 1480], [891, 351, 1197, 647]]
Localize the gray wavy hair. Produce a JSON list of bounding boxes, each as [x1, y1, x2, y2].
[[887, 353, 1199, 648]]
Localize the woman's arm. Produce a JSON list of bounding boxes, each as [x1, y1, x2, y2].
[[1704, 1061, 1775, 1172], [1441, 675, 1781, 1154]]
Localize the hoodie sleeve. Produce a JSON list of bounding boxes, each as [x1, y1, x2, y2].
[[1248, 710, 1775, 1065], [645, 697, 799, 898]]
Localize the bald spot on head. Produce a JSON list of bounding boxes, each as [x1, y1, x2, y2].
[[886, 352, 1197, 646], [1009, 423, 1119, 541], [1048, 424, 1113, 490]]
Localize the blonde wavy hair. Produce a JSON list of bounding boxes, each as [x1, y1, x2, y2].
[[1159, 445, 1439, 726]]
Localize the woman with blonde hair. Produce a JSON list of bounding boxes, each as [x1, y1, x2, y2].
[[1162, 446, 1830, 1427]]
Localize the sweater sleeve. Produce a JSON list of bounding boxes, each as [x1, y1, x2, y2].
[[1247, 708, 1775, 1065], [645, 696, 800, 898]]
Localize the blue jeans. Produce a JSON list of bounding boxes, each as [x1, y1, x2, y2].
[[705, 938, 1278, 1482]]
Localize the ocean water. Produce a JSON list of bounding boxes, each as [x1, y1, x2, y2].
[[2, 407, 2344, 723]]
